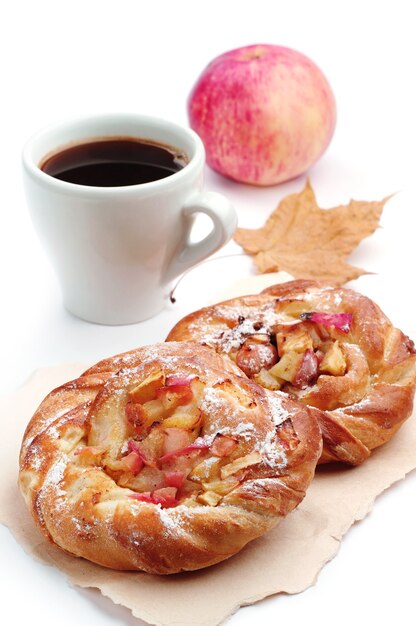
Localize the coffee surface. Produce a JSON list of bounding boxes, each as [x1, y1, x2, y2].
[[41, 138, 188, 186]]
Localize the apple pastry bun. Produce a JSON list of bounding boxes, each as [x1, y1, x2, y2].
[[18, 342, 321, 574], [167, 280, 416, 465]]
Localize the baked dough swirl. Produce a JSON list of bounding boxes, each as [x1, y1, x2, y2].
[[19, 342, 321, 574], [167, 281, 416, 465]]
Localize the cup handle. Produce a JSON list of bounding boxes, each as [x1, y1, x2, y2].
[[164, 191, 237, 283]]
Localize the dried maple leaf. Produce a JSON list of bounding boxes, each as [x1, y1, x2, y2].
[[234, 180, 390, 285]]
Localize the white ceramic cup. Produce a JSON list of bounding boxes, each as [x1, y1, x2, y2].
[[22, 113, 237, 324]]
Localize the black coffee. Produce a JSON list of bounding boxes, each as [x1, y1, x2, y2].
[[40, 137, 188, 187]]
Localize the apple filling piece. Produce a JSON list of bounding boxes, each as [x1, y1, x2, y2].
[[226, 309, 353, 396], [102, 370, 262, 508]]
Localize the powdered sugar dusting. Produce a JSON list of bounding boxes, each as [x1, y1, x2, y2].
[[200, 385, 256, 440], [199, 383, 286, 469], [126, 501, 196, 540], [29, 447, 42, 471], [217, 319, 259, 351], [219, 422, 256, 439], [46, 424, 61, 439], [257, 431, 287, 470], [215, 303, 279, 352], [24, 405, 71, 449], [36, 456, 69, 518], [265, 393, 290, 426], [41, 457, 67, 497], [200, 386, 237, 421], [156, 506, 183, 536], [255, 393, 289, 470]]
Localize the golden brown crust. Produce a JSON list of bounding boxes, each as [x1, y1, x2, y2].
[[19, 342, 321, 574], [167, 281, 416, 465]]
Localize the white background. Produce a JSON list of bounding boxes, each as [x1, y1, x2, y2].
[[1, 1, 416, 624]]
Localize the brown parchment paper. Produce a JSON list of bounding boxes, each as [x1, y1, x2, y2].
[[1, 276, 416, 626]]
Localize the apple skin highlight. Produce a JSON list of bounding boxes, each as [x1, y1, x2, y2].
[[188, 44, 336, 186]]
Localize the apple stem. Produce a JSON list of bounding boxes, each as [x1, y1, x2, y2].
[[169, 252, 248, 304]]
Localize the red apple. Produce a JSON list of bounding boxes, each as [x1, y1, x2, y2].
[[162, 428, 194, 455], [164, 471, 185, 488], [300, 311, 353, 333], [128, 487, 178, 508], [210, 434, 238, 457], [158, 436, 210, 465], [119, 451, 144, 475], [127, 440, 158, 468], [292, 349, 319, 389], [188, 44, 336, 186], [236, 338, 278, 377], [165, 375, 195, 386], [156, 382, 194, 409]]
